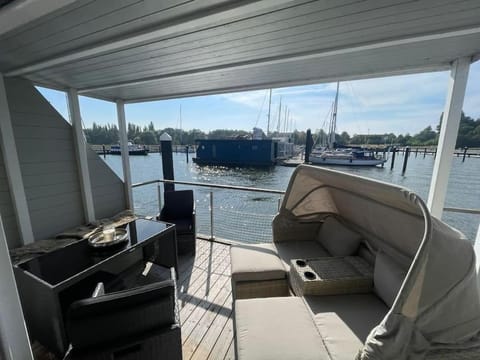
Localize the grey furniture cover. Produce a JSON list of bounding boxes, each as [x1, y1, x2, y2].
[[273, 165, 480, 359]]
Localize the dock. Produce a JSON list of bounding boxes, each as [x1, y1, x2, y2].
[[278, 158, 304, 167]]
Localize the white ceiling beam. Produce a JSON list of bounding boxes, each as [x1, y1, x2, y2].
[[32, 81, 115, 103], [427, 57, 471, 218], [77, 26, 480, 94], [123, 64, 447, 103], [0, 0, 77, 36], [5, 0, 299, 77]]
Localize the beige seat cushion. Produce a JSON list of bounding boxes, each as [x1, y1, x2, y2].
[[275, 240, 330, 271], [316, 217, 362, 257], [231, 243, 286, 282], [304, 294, 388, 360], [235, 296, 329, 360], [373, 251, 408, 307]]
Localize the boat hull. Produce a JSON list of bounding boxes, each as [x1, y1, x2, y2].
[[110, 149, 149, 156], [310, 156, 386, 166], [194, 139, 276, 167]]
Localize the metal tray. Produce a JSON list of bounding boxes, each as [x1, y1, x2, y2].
[[88, 228, 128, 248]]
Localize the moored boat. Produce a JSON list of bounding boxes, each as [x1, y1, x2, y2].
[[109, 142, 149, 156], [310, 148, 387, 166], [310, 83, 387, 167]]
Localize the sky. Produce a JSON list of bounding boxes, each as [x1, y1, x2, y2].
[[38, 61, 480, 136]]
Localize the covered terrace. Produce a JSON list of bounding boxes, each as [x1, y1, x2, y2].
[[0, 0, 479, 358]]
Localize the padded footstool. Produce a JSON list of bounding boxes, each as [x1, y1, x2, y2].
[[234, 297, 329, 360], [230, 243, 288, 299]]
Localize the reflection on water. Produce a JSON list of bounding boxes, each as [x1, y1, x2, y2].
[[102, 152, 479, 242]]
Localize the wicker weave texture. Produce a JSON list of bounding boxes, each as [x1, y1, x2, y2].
[[233, 278, 289, 299], [290, 256, 373, 296]]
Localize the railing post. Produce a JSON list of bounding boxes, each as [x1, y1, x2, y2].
[[210, 191, 215, 240], [157, 183, 162, 215], [462, 147, 468, 162], [390, 147, 396, 170], [402, 146, 410, 175]]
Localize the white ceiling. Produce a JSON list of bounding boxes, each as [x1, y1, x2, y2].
[[1, 0, 479, 102]]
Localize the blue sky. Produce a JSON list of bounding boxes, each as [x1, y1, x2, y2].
[[38, 61, 479, 136]]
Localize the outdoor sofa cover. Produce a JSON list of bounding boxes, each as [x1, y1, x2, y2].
[[272, 165, 480, 359]]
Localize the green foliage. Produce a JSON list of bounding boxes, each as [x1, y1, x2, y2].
[[84, 123, 119, 145], [454, 113, 480, 148], [208, 129, 250, 139], [84, 112, 480, 148]]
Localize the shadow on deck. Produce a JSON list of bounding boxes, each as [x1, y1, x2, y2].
[[33, 239, 234, 360]]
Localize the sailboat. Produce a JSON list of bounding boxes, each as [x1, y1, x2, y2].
[[309, 82, 387, 167]]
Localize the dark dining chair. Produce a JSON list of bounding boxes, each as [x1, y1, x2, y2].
[[64, 268, 182, 360], [158, 190, 196, 255]]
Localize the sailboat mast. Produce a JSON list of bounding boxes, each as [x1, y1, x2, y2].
[[277, 97, 282, 134], [267, 89, 272, 137], [330, 82, 339, 148], [179, 104, 182, 145]]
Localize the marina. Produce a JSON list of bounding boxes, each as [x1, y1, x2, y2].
[[0, 1, 479, 360], [110, 153, 480, 242]]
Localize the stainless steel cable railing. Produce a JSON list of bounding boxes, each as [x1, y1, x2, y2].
[[132, 179, 479, 243]]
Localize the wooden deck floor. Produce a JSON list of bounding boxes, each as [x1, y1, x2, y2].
[[177, 239, 234, 360], [33, 239, 234, 360]]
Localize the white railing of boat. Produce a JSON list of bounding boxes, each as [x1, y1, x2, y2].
[[132, 179, 480, 244], [132, 179, 284, 243]]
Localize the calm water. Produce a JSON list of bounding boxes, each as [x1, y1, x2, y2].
[[102, 152, 480, 242]]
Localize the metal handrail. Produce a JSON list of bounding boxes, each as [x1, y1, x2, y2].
[[132, 178, 284, 243], [131, 178, 478, 243], [443, 207, 480, 215], [132, 178, 285, 194], [132, 179, 480, 215]]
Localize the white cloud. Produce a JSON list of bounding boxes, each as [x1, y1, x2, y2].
[[246, 69, 472, 135], [218, 90, 269, 109], [37, 61, 480, 135]]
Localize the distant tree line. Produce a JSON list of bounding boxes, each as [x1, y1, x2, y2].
[[84, 112, 480, 148]]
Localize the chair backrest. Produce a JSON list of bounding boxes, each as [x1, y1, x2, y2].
[[67, 279, 176, 350], [162, 190, 194, 218]]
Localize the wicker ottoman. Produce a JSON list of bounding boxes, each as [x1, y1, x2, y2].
[[231, 243, 289, 299]]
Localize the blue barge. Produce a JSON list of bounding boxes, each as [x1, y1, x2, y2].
[[193, 139, 277, 167]]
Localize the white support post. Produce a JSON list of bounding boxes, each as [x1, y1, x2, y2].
[[67, 89, 95, 223], [0, 75, 34, 245], [116, 100, 134, 210], [0, 215, 33, 360], [475, 223, 480, 293], [427, 57, 470, 218]]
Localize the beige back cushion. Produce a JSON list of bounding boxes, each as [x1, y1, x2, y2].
[[373, 251, 408, 308], [316, 216, 362, 256]]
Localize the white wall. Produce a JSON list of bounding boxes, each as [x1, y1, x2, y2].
[[0, 77, 126, 247]]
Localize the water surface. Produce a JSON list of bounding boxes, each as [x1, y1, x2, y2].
[[102, 152, 479, 242]]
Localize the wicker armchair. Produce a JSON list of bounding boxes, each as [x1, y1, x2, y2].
[[64, 267, 182, 360], [158, 190, 196, 255]]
